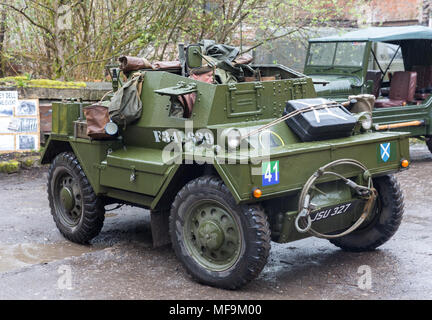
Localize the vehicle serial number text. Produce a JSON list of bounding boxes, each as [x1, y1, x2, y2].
[[310, 202, 354, 222]]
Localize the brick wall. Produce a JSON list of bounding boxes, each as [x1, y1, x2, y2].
[[357, 0, 423, 26]]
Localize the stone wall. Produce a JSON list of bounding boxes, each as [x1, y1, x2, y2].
[[0, 82, 112, 140]]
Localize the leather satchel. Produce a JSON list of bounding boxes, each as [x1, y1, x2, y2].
[[83, 104, 111, 139]]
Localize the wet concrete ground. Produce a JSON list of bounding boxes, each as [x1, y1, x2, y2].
[[0, 144, 431, 300]]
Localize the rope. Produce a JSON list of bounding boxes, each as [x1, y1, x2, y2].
[[294, 159, 377, 239], [241, 102, 341, 140], [99, 90, 113, 103]]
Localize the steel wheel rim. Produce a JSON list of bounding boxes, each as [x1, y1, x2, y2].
[[184, 200, 243, 272], [53, 169, 83, 227]]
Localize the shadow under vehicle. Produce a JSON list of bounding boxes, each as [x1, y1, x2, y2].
[[304, 25, 432, 151], [40, 43, 409, 289]]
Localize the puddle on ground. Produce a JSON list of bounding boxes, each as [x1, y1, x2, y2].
[[104, 213, 118, 218], [0, 243, 101, 273]]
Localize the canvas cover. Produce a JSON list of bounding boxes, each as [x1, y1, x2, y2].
[[310, 25, 432, 43], [108, 73, 144, 127]]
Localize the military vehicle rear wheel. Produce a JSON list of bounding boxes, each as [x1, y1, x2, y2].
[[48, 152, 105, 244], [330, 175, 403, 252], [169, 176, 271, 289], [425, 136, 432, 154]]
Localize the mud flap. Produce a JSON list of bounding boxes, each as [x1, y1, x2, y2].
[[150, 210, 171, 248]]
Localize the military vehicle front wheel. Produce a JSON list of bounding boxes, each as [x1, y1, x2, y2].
[[170, 176, 271, 289], [48, 152, 105, 244], [330, 175, 404, 252]]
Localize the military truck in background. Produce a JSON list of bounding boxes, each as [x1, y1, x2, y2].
[[41, 41, 410, 289], [304, 25, 432, 152]]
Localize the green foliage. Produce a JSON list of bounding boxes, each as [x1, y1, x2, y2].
[[0, 76, 86, 89], [0, 160, 19, 174], [0, 0, 359, 80]]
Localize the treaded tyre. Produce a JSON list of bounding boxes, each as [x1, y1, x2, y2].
[[48, 152, 105, 244], [330, 174, 404, 252], [426, 136, 432, 154], [169, 176, 271, 289]]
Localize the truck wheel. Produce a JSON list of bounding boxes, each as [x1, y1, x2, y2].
[[48, 152, 105, 244], [426, 136, 432, 154], [169, 176, 271, 289], [330, 174, 404, 252]]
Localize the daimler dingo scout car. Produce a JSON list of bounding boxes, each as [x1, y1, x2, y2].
[[41, 41, 410, 289], [304, 25, 432, 151]]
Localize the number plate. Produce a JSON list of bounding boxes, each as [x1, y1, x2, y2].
[[309, 200, 361, 223]]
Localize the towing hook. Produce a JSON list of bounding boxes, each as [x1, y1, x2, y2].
[[295, 208, 312, 233]]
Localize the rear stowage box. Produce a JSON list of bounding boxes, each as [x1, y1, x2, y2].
[[284, 98, 357, 142]]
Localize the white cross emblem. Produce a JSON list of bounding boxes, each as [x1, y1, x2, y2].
[[380, 143, 390, 162]]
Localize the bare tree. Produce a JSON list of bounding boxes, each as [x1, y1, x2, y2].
[[0, 0, 357, 80]]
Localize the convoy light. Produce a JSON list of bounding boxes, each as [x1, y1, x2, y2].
[[401, 159, 409, 168], [253, 188, 263, 198]]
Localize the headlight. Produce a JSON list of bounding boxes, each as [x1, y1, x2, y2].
[[105, 121, 119, 136], [227, 130, 241, 150], [221, 128, 242, 150], [358, 112, 373, 131]]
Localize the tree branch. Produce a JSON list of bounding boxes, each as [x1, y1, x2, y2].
[[0, 2, 54, 38]]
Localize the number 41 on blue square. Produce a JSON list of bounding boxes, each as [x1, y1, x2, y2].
[[262, 161, 279, 186]]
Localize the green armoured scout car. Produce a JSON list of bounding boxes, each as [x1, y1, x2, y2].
[[304, 25, 432, 151], [41, 42, 410, 289]]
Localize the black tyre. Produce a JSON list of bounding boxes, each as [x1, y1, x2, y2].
[[48, 152, 105, 244], [426, 136, 432, 154], [169, 176, 271, 289], [330, 174, 404, 252]]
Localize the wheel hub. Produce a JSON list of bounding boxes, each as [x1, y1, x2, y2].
[[197, 221, 225, 250], [60, 187, 75, 212], [54, 172, 83, 227]]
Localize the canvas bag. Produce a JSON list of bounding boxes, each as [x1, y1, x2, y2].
[[108, 72, 144, 128]]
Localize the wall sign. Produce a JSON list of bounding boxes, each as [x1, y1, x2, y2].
[[0, 91, 40, 153]]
